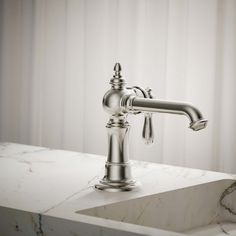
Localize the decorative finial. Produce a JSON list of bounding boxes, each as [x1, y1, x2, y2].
[[110, 62, 126, 88], [113, 63, 122, 78]]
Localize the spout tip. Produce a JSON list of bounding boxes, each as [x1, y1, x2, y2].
[[189, 119, 208, 131]]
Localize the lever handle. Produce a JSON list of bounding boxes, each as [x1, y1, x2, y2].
[[129, 86, 155, 145], [142, 88, 155, 145], [142, 113, 154, 145]]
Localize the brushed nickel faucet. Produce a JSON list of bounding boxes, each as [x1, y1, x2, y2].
[[95, 63, 207, 192]]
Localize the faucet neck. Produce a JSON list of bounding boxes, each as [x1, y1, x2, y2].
[[95, 117, 138, 191]]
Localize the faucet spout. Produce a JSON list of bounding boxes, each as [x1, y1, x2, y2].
[[128, 97, 208, 131]]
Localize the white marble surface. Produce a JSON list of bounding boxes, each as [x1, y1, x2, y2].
[[0, 142, 235, 236]]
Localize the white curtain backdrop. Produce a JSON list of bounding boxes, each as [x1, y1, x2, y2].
[[0, 0, 236, 173]]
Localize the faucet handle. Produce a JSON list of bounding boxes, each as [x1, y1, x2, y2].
[[128, 86, 155, 144], [142, 87, 154, 145], [142, 113, 154, 145]]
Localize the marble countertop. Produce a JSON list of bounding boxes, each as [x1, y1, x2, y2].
[[0, 143, 235, 236]]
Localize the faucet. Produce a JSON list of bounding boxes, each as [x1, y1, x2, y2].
[[95, 63, 207, 192]]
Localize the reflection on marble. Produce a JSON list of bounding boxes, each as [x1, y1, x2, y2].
[[0, 143, 236, 236]]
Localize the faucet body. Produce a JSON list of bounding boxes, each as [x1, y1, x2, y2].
[[95, 63, 207, 192]]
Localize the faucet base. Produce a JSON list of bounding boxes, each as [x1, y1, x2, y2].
[[95, 161, 140, 192], [95, 179, 139, 192]]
